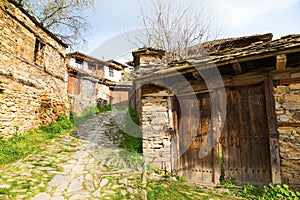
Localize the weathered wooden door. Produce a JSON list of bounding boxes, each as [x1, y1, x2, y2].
[[221, 83, 272, 186], [172, 82, 272, 186], [111, 90, 129, 106], [172, 94, 220, 185]]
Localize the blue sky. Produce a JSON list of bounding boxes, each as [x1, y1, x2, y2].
[[82, 0, 300, 62]]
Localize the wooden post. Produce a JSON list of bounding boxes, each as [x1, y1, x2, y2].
[[264, 77, 281, 184], [167, 96, 174, 129], [212, 90, 221, 185], [135, 82, 143, 123]]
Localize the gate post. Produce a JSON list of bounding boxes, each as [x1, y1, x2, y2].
[[265, 78, 281, 184]]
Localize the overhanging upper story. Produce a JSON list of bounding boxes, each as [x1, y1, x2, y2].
[[67, 52, 126, 83]]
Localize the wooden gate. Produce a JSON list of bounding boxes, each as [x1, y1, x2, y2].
[[172, 94, 220, 185], [172, 82, 273, 186], [221, 83, 272, 186], [111, 89, 129, 106]]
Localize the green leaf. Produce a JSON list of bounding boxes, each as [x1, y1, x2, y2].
[[282, 184, 289, 189]]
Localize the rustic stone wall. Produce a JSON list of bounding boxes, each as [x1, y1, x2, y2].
[[141, 96, 172, 171], [274, 83, 300, 191], [70, 75, 99, 115], [97, 84, 110, 103], [0, 0, 69, 137]]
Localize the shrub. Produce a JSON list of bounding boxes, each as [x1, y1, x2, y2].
[[97, 103, 112, 113], [219, 181, 300, 200], [260, 183, 300, 200]]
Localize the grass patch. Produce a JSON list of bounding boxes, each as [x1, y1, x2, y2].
[[119, 107, 142, 153], [97, 103, 112, 113], [0, 115, 74, 165], [146, 178, 235, 200], [218, 179, 300, 200], [118, 107, 143, 166]]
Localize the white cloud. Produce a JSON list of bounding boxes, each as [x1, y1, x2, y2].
[[212, 0, 299, 28]]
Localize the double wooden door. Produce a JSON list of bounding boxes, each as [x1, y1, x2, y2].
[[172, 83, 272, 186]]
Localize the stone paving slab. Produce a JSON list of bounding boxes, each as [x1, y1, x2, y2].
[[0, 110, 144, 200]]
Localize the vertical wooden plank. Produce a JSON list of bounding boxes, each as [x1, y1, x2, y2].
[[212, 90, 221, 185], [223, 91, 231, 182], [235, 90, 243, 184], [200, 95, 214, 184], [74, 78, 80, 95], [248, 84, 271, 185], [257, 85, 271, 185], [189, 99, 200, 182], [178, 98, 190, 179], [136, 83, 142, 121], [239, 88, 251, 184], [186, 99, 192, 181], [226, 91, 234, 182], [177, 99, 184, 177], [197, 95, 204, 183], [171, 97, 179, 173], [221, 108, 229, 183], [167, 96, 174, 129], [264, 78, 282, 184], [226, 90, 242, 184], [248, 86, 260, 184]]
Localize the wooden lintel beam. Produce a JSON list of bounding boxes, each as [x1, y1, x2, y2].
[[277, 122, 300, 127], [276, 54, 287, 70]]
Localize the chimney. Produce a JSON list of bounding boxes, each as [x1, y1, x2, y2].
[[132, 47, 165, 69]]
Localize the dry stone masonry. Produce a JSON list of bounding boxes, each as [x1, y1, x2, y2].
[[141, 95, 172, 171], [68, 74, 99, 115], [0, 0, 69, 137], [274, 83, 300, 190]]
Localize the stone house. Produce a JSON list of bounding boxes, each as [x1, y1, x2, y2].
[[67, 65, 111, 115], [67, 52, 132, 114], [0, 0, 69, 137], [67, 52, 125, 82], [134, 34, 300, 190]]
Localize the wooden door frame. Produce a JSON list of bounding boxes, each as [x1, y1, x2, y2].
[[264, 77, 282, 184]]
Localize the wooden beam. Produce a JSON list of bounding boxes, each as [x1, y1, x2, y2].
[[136, 47, 300, 83], [279, 77, 300, 85], [277, 122, 300, 127], [276, 54, 287, 70], [270, 72, 291, 80], [264, 78, 281, 184], [232, 62, 242, 74]]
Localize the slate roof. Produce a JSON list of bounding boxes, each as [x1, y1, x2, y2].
[[135, 33, 300, 80]]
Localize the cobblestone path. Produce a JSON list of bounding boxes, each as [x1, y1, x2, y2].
[[0, 110, 144, 200]]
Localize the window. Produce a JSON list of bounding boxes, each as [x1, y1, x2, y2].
[[88, 63, 96, 71], [75, 59, 83, 69], [109, 68, 114, 77], [97, 65, 103, 70], [34, 38, 45, 66]]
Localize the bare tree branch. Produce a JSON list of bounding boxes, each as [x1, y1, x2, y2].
[[140, 0, 222, 63], [22, 0, 95, 49]]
